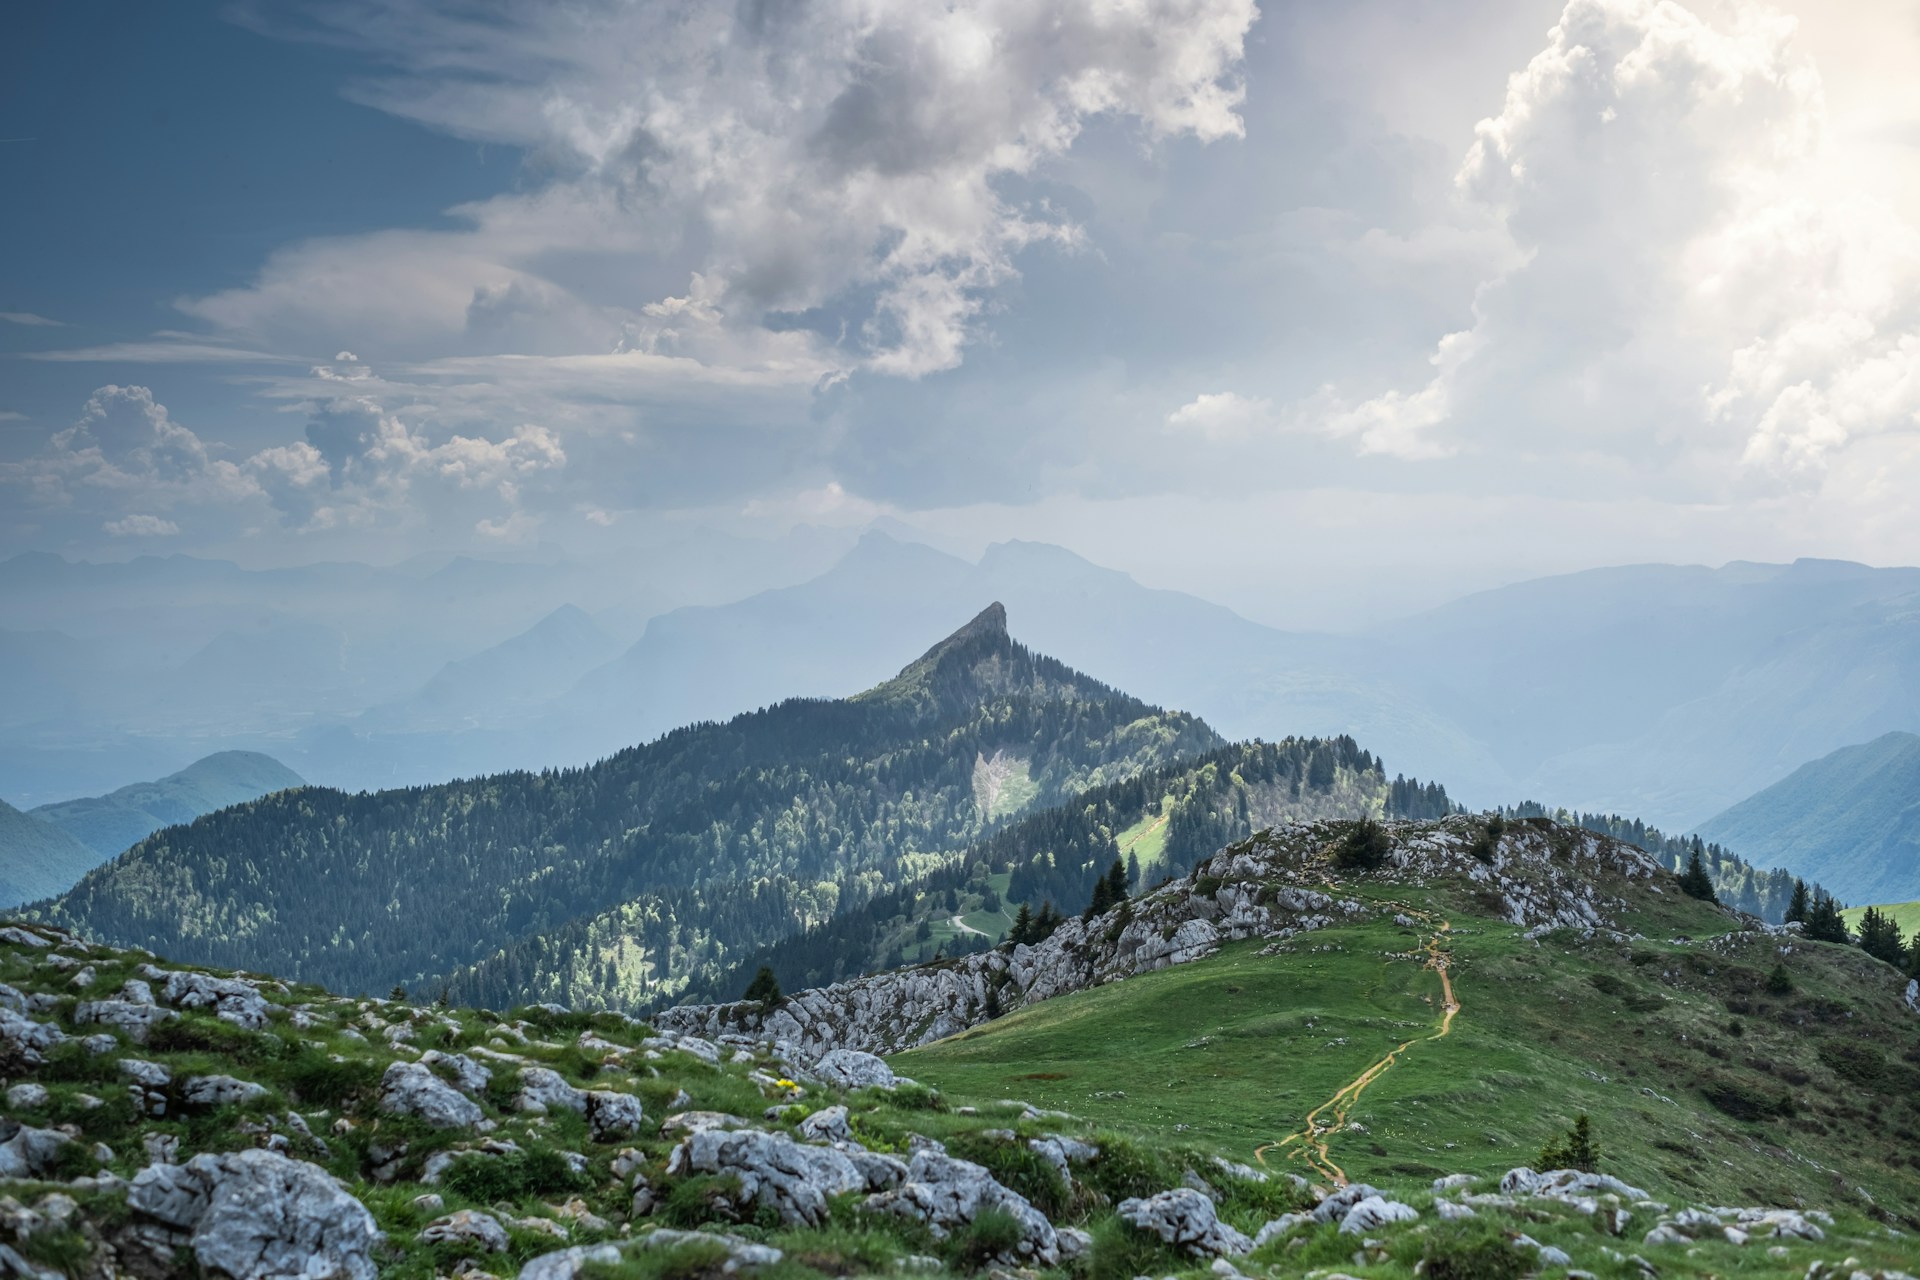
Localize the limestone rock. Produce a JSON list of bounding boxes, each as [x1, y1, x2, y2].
[[419, 1208, 509, 1252], [380, 1061, 483, 1130], [516, 1067, 587, 1115], [1116, 1187, 1252, 1258], [0, 1008, 65, 1064], [181, 1074, 270, 1110], [418, 1049, 491, 1096], [666, 1128, 865, 1226], [73, 999, 175, 1045], [128, 1149, 380, 1280], [584, 1091, 647, 1142], [797, 1105, 851, 1145], [0, 1123, 73, 1179], [1338, 1195, 1418, 1235], [811, 1049, 895, 1090], [869, 1150, 1060, 1264], [161, 971, 272, 1030]]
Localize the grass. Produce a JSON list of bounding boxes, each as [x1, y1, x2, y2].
[[897, 879, 1920, 1212], [1842, 898, 1920, 936], [1116, 806, 1171, 878]]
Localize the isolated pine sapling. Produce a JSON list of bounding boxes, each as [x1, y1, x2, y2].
[[1785, 878, 1810, 925], [1766, 962, 1794, 996], [1007, 903, 1034, 946], [1538, 1113, 1598, 1173], [1333, 817, 1392, 871], [742, 965, 782, 1008], [1678, 846, 1718, 902]]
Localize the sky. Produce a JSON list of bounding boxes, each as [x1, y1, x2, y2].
[[4, 0, 1920, 629]]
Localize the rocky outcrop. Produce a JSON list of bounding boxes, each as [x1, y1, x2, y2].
[[665, 1129, 865, 1226], [180, 1074, 270, 1110], [73, 999, 175, 1045], [127, 1149, 381, 1280], [0, 1008, 65, 1064], [1115, 1187, 1252, 1257], [380, 1061, 483, 1129], [659, 816, 1667, 1056], [584, 1091, 647, 1142], [868, 1150, 1060, 1265], [811, 1049, 896, 1090], [418, 1208, 509, 1252], [0, 1123, 74, 1179]]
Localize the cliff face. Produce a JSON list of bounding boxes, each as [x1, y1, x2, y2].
[[657, 815, 1672, 1056]]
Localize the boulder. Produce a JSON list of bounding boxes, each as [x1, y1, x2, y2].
[[1309, 1182, 1383, 1224], [418, 1208, 509, 1252], [0, 1123, 74, 1179], [515, 1067, 587, 1115], [1116, 1187, 1252, 1258], [1029, 1133, 1098, 1181], [73, 999, 175, 1045], [868, 1150, 1061, 1264], [379, 1061, 483, 1130], [584, 1091, 646, 1143], [128, 1149, 380, 1280], [666, 1128, 866, 1226], [660, 1111, 755, 1136], [5, 1083, 49, 1109], [1253, 1213, 1311, 1245], [797, 1105, 851, 1145], [161, 971, 272, 1030], [811, 1049, 895, 1090], [181, 1075, 270, 1110], [0, 1007, 65, 1064], [1338, 1195, 1418, 1235], [418, 1050, 491, 1096]]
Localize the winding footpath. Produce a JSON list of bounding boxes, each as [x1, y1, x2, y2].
[[1257, 905, 1460, 1186]]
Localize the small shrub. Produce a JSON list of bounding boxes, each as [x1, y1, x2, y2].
[[440, 1147, 585, 1202], [660, 1175, 745, 1228], [1082, 1135, 1175, 1203], [1701, 1079, 1795, 1122], [148, 1016, 280, 1063], [948, 1135, 1068, 1218], [1084, 1214, 1185, 1280], [1819, 1040, 1894, 1091], [945, 1206, 1025, 1270], [877, 1082, 944, 1112], [1588, 973, 1629, 998], [1332, 818, 1391, 871], [284, 1052, 383, 1109], [1417, 1220, 1529, 1280], [1766, 963, 1794, 995]]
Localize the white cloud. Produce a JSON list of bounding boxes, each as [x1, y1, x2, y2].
[[1166, 390, 1274, 441], [200, 0, 1258, 380], [102, 514, 180, 537], [0, 311, 63, 327], [1308, 0, 1920, 484]]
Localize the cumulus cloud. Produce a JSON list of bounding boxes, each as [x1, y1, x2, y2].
[[1166, 391, 1274, 441], [2, 381, 569, 543], [1313, 0, 1920, 481], [200, 0, 1257, 379]]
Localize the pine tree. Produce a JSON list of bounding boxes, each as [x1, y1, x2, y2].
[[1126, 851, 1142, 892], [1538, 1114, 1598, 1173], [1785, 879, 1810, 924], [742, 965, 782, 1007], [1765, 962, 1794, 995], [1106, 858, 1129, 905], [1085, 877, 1113, 919], [1805, 892, 1851, 944], [1008, 903, 1034, 946], [1677, 848, 1718, 902], [1857, 906, 1906, 965]]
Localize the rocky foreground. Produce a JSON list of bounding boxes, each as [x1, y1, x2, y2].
[[0, 912, 1916, 1279]]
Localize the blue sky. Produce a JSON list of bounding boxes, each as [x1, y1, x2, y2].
[[4, 0, 1919, 628]]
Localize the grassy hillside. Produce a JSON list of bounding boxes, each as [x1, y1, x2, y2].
[[29, 749, 306, 860], [0, 799, 99, 909], [1843, 899, 1920, 936], [1698, 730, 1920, 905], [41, 607, 1220, 1008]]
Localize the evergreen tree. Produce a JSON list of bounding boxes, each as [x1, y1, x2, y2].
[[1538, 1114, 1598, 1173], [388, 984, 409, 1003], [1785, 879, 1810, 924], [1008, 903, 1034, 946], [1677, 849, 1718, 902], [1085, 877, 1113, 919], [1032, 900, 1061, 943], [1857, 906, 1906, 966], [1126, 851, 1142, 893], [1805, 892, 1851, 944], [1333, 817, 1392, 871], [1105, 858, 1129, 905], [742, 965, 782, 1007], [1765, 962, 1794, 996]]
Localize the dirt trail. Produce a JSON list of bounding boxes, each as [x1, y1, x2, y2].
[[1256, 906, 1459, 1186], [948, 914, 991, 939]]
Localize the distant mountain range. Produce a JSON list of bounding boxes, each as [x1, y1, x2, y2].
[[0, 751, 305, 909], [1696, 731, 1920, 906], [12, 534, 1920, 838]]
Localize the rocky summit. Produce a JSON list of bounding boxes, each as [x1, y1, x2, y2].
[[0, 816, 1917, 1278]]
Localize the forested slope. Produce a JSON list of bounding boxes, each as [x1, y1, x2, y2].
[[42, 605, 1219, 1004]]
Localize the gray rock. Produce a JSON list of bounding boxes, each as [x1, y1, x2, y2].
[[1309, 1182, 1383, 1224], [418, 1208, 509, 1252], [660, 1111, 755, 1136], [847, 1149, 909, 1192], [1029, 1133, 1098, 1181], [811, 1049, 895, 1090], [870, 1150, 1060, 1264], [1253, 1213, 1311, 1245], [379, 1061, 483, 1130], [0, 984, 25, 1013], [666, 1128, 865, 1226], [1116, 1187, 1252, 1258], [584, 1090, 647, 1143], [0, 926, 51, 948], [797, 1105, 851, 1144], [0, 1007, 66, 1063], [5, 1083, 49, 1109], [73, 999, 175, 1045], [181, 1075, 270, 1110], [520, 1232, 783, 1280], [161, 971, 272, 1030], [418, 1049, 491, 1096], [1338, 1195, 1418, 1234], [516, 1066, 587, 1114], [0, 1124, 73, 1179], [1433, 1200, 1478, 1221], [128, 1149, 380, 1280], [119, 979, 156, 1005], [78, 1033, 117, 1055]]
